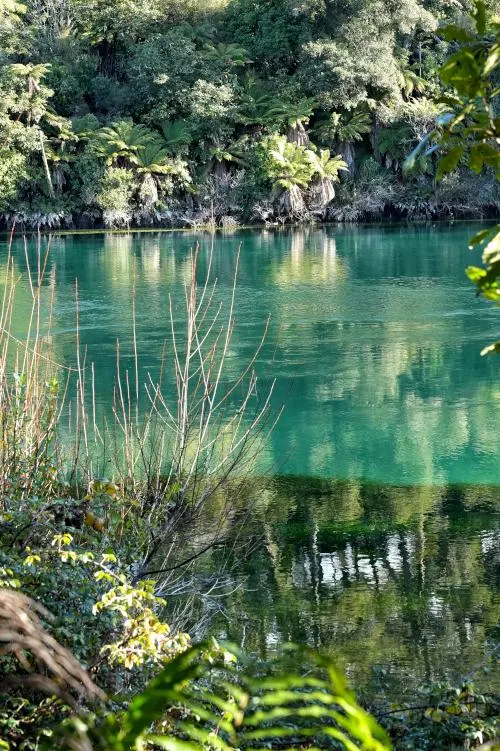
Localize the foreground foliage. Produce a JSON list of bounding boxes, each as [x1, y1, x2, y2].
[[0, 588, 393, 750], [61, 643, 393, 751], [0, 233, 275, 746], [1, 583, 498, 750], [406, 0, 499, 354]]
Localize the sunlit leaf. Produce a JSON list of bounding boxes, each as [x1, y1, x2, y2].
[[468, 226, 498, 249]]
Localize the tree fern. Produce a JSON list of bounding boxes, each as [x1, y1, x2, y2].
[[377, 124, 413, 161], [135, 143, 176, 175], [158, 120, 193, 153], [398, 69, 426, 99], [315, 111, 371, 145], [282, 98, 316, 128], [61, 643, 392, 751], [236, 75, 286, 126], [203, 43, 252, 67], [308, 149, 348, 180], [93, 122, 158, 165], [267, 137, 316, 189], [0, 0, 26, 27]]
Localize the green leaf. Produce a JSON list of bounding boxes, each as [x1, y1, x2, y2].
[[482, 231, 500, 265], [466, 265, 487, 283], [147, 736, 201, 751], [96, 643, 393, 751], [469, 142, 499, 173], [483, 44, 500, 75], [436, 145, 464, 180], [119, 646, 205, 747], [177, 722, 233, 751], [468, 226, 498, 249], [473, 0, 487, 36], [439, 24, 475, 43]]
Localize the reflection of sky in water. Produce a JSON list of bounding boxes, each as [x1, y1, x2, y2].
[[2, 223, 499, 486]]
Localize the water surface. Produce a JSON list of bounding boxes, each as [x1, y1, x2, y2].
[[7, 223, 500, 484], [2, 223, 499, 700]]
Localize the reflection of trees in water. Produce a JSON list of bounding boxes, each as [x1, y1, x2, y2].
[[252, 229, 499, 483], [102, 232, 133, 275], [263, 324, 500, 482], [270, 231, 348, 287], [5, 227, 500, 483], [216, 479, 500, 701], [0, 255, 63, 370]]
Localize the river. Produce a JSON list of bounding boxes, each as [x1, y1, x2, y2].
[[2, 222, 499, 701]]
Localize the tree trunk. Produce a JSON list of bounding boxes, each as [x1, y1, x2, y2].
[[339, 141, 355, 175], [277, 184, 305, 216], [39, 131, 55, 200], [213, 160, 229, 181], [139, 172, 159, 209], [308, 178, 335, 211], [287, 122, 309, 147]]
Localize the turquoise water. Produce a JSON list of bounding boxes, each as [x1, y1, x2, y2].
[[2, 223, 499, 699], [4, 223, 500, 486]]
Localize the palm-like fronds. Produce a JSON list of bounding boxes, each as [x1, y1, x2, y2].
[[0, 0, 26, 27], [8, 63, 53, 122], [135, 143, 191, 206], [308, 149, 348, 179], [158, 119, 193, 153], [237, 97, 283, 126], [135, 142, 176, 175], [209, 137, 247, 167], [377, 124, 413, 159], [399, 68, 427, 99], [44, 145, 71, 163], [282, 97, 316, 127], [9, 62, 51, 87], [315, 110, 371, 144], [236, 75, 285, 126], [307, 150, 348, 210], [93, 121, 157, 165], [74, 643, 391, 751], [203, 42, 252, 66], [268, 137, 316, 189]]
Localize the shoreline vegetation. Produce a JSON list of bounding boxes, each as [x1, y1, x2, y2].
[[1, 0, 499, 747], [2, 195, 500, 232], [1, 0, 499, 230], [1, 176, 499, 232]]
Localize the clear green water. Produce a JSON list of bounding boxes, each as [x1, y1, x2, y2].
[[2, 223, 499, 700]]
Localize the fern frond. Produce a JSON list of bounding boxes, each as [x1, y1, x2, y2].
[[99, 644, 393, 751]]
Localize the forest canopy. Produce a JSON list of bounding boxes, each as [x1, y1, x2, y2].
[[0, 0, 498, 228]]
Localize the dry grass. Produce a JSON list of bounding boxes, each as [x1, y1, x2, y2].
[[0, 230, 278, 616], [0, 588, 103, 703]]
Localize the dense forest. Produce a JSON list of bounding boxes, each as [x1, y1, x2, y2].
[[0, 0, 499, 228], [0, 1, 499, 748]]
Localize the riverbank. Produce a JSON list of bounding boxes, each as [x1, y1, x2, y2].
[[2, 171, 498, 232], [3, 203, 499, 232]]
